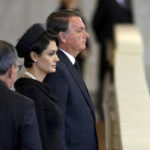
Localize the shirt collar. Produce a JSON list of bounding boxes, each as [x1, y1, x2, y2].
[[59, 48, 75, 65]]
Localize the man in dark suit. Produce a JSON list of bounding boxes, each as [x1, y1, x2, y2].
[[92, 0, 133, 120], [44, 10, 98, 150], [0, 40, 43, 150]]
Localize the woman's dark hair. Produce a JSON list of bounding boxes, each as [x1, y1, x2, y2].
[[24, 32, 58, 68], [16, 23, 58, 68]]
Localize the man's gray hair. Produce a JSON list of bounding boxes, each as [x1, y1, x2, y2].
[[0, 40, 17, 75]]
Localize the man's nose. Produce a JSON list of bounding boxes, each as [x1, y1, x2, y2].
[[85, 30, 89, 38]]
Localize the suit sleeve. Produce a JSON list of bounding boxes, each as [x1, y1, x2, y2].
[[44, 71, 69, 150], [20, 99, 43, 150]]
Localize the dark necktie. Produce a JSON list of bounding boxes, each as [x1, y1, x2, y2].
[[74, 60, 94, 108], [74, 60, 79, 70], [74, 60, 81, 73]]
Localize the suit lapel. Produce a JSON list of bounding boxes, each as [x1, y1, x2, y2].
[[58, 50, 95, 117]]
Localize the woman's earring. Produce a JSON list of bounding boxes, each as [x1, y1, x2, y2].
[[34, 60, 37, 63]]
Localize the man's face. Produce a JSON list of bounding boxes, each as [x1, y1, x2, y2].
[[65, 16, 89, 54]]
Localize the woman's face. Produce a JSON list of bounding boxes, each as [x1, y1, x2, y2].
[[36, 40, 59, 74]]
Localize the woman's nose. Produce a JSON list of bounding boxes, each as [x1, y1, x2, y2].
[[55, 54, 59, 62]]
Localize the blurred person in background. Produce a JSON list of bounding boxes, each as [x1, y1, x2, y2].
[[92, 0, 133, 120], [58, 0, 90, 74], [14, 23, 62, 150], [0, 40, 43, 150], [44, 9, 98, 150]]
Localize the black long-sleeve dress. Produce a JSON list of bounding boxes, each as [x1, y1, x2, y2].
[[14, 78, 62, 150]]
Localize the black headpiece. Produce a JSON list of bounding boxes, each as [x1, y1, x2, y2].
[[16, 23, 46, 58]]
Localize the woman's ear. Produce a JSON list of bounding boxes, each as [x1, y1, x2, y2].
[[58, 31, 67, 43], [30, 51, 38, 63]]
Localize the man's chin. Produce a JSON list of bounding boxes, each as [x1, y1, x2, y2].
[[81, 45, 86, 50]]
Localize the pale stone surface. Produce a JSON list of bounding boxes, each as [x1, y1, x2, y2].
[[133, 0, 150, 92], [115, 25, 150, 150], [0, 0, 58, 45]]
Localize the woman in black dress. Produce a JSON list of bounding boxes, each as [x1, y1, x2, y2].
[[14, 23, 61, 150]]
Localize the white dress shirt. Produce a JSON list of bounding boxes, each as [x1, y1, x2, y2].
[[59, 48, 75, 65]]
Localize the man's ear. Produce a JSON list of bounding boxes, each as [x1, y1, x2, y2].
[[7, 65, 16, 89], [8, 65, 15, 79], [58, 32, 67, 43], [30, 51, 38, 63]]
